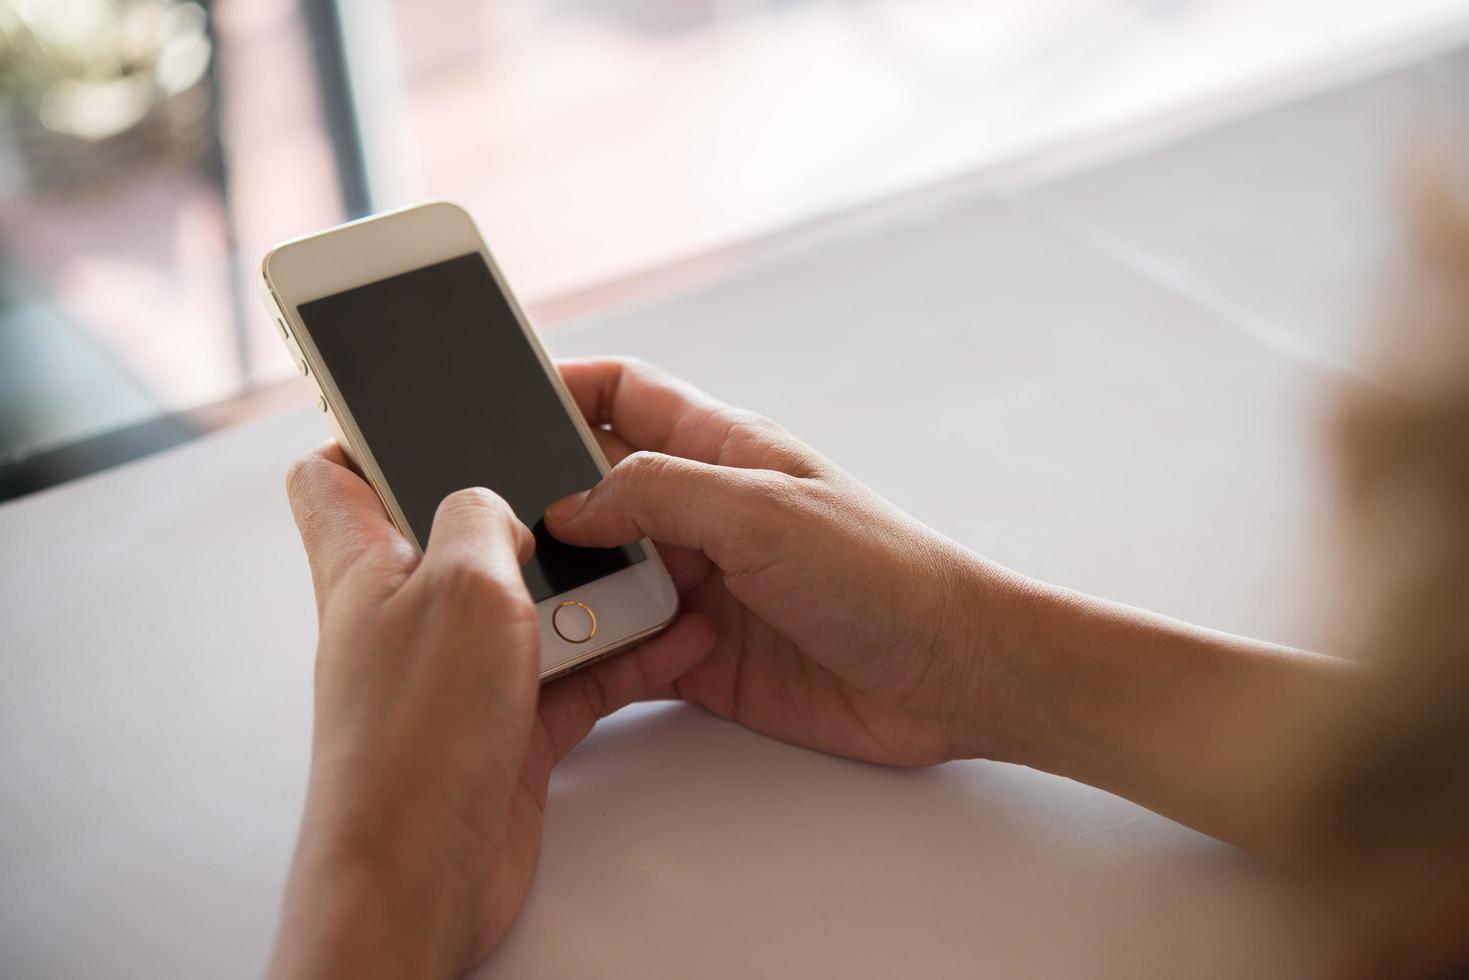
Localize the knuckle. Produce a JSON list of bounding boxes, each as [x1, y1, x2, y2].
[[615, 354, 652, 372], [713, 410, 818, 475], [616, 450, 669, 487], [614, 452, 683, 520], [613, 354, 662, 380], [739, 413, 822, 474], [733, 407, 777, 432], [722, 407, 777, 438]]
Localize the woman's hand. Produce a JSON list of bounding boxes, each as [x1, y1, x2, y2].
[[546, 358, 1007, 767], [269, 443, 715, 980], [546, 358, 1356, 860]]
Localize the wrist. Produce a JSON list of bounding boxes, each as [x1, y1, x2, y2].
[[937, 549, 1102, 771], [269, 809, 476, 980], [930, 550, 1039, 764]]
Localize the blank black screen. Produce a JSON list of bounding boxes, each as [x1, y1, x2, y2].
[[299, 252, 640, 600]]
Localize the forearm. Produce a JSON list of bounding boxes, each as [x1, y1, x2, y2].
[[972, 563, 1358, 861]]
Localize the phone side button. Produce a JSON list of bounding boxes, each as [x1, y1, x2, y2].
[[552, 601, 597, 644]]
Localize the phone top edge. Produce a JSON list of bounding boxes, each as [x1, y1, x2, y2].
[[261, 201, 474, 284], [263, 202, 489, 309]]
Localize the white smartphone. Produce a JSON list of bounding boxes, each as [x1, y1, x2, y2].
[[259, 202, 677, 681]]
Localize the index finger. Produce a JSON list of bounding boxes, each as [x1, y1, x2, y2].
[[284, 441, 410, 608], [556, 357, 732, 463]]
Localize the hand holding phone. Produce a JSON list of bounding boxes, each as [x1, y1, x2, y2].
[[269, 441, 715, 979], [544, 357, 1003, 768], [261, 204, 678, 679]]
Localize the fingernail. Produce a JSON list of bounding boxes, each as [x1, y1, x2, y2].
[[545, 491, 588, 524]]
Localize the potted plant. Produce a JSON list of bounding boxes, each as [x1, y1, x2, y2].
[[0, 0, 214, 195]]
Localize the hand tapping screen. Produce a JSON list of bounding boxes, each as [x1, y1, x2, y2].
[[298, 252, 642, 601]]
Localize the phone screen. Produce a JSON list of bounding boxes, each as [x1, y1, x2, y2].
[[298, 252, 642, 601]]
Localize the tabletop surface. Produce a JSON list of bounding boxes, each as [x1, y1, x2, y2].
[[4, 48, 1465, 978]]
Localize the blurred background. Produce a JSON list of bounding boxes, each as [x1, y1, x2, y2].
[[2, 0, 1469, 499]]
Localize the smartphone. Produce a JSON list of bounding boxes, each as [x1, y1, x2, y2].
[[259, 202, 677, 681]]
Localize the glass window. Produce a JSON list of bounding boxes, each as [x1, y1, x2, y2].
[[2, 0, 1462, 499]]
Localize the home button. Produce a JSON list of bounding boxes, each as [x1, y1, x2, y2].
[[552, 600, 597, 644]]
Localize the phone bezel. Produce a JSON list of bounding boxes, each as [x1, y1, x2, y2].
[[259, 201, 678, 681]]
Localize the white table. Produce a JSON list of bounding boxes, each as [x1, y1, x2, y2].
[[9, 61, 1432, 971]]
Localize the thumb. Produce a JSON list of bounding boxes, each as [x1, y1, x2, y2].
[[419, 487, 535, 595], [545, 451, 777, 566]]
